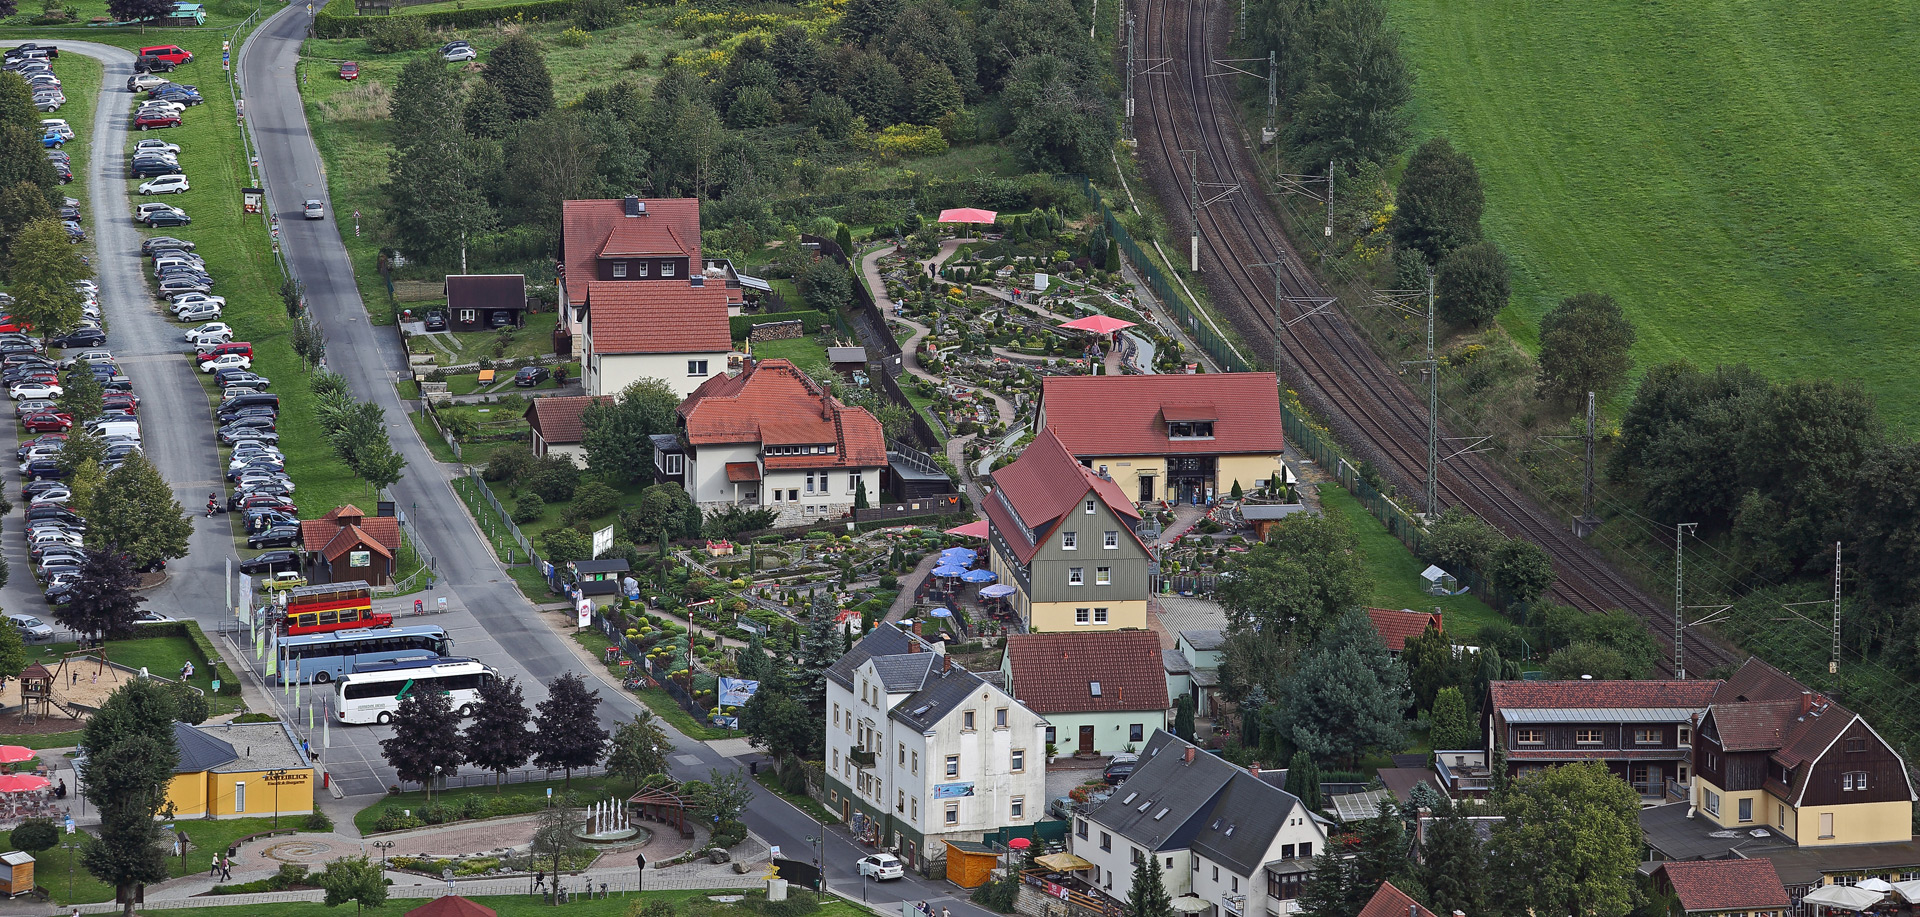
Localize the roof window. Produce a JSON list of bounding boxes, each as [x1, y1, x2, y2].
[[1090, 681, 1102, 697]]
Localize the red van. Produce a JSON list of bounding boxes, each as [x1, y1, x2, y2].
[[195, 342, 253, 363], [138, 45, 193, 66]]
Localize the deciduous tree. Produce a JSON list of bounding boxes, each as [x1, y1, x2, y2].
[[0, 181, 55, 264], [89, 452, 192, 571], [1422, 506, 1500, 575], [6, 219, 86, 333], [319, 854, 388, 914], [79, 678, 180, 916], [687, 768, 753, 824], [380, 687, 465, 800], [107, 0, 173, 23], [1283, 0, 1411, 171], [532, 673, 608, 786], [1401, 622, 1471, 713], [1391, 137, 1482, 263], [581, 378, 680, 483], [57, 365, 104, 423], [1219, 513, 1370, 642], [1487, 762, 1641, 917], [1436, 241, 1509, 327], [1488, 538, 1554, 607], [605, 710, 673, 792], [1851, 443, 1920, 606], [1536, 292, 1637, 402], [463, 674, 533, 788], [741, 673, 815, 761]]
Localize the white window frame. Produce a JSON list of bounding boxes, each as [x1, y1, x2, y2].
[[611, 262, 627, 278], [1096, 566, 1111, 585], [1068, 567, 1084, 586], [661, 261, 675, 278], [1085, 499, 1096, 514], [1075, 608, 1090, 625], [688, 359, 708, 376], [946, 804, 959, 825], [1094, 607, 1108, 624], [1104, 531, 1119, 549], [1010, 797, 1025, 820], [945, 755, 959, 778], [1011, 749, 1025, 772], [634, 261, 649, 277], [1062, 531, 1077, 550]]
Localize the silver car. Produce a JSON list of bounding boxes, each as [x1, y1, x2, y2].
[[7, 614, 53, 641]]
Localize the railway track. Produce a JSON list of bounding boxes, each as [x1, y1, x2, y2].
[[1131, 0, 1741, 676]]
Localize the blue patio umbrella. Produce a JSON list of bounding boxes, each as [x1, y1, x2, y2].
[[939, 548, 978, 563], [933, 565, 969, 578], [961, 568, 997, 584], [979, 583, 1017, 598], [930, 608, 954, 618]]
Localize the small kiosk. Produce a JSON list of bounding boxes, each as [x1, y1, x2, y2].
[[0, 851, 34, 897]]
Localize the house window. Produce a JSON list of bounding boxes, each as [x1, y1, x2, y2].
[[234, 782, 246, 813], [946, 755, 959, 778], [963, 711, 976, 731], [1104, 531, 1119, 549], [898, 744, 906, 765], [997, 708, 1009, 728], [1844, 771, 1869, 791], [911, 798, 917, 820], [1232, 878, 1239, 893], [1086, 499, 1096, 514], [1704, 790, 1721, 816], [787, 489, 798, 502], [1011, 797, 1025, 819], [911, 752, 918, 775], [1516, 729, 1543, 745], [1096, 566, 1112, 585], [1739, 798, 1753, 823], [833, 704, 840, 726], [661, 261, 675, 277], [833, 749, 839, 770], [1133, 849, 1144, 865], [1011, 750, 1025, 773], [1820, 812, 1835, 838], [1846, 738, 1868, 753], [946, 804, 959, 826], [1635, 729, 1661, 744], [1575, 729, 1603, 745], [1077, 819, 1088, 839], [898, 790, 906, 812], [635, 261, 649, 277], [1100, 832, 1112, 852], [1281, 845, 1294, 860], [1779, 803, 1787, 829], [1679, 725, 1691, 745], [1046, 727, 1057, 744], [612, 262, 627, 278], [1075, 608, 1091, 625], [849, 471, 860, 491], [688, 360, 708, 376], [1069, 568, 1084, 586], [1062, 532, 1078, 550], [658, 452, 684, 475], [1212, 866, 1219, 881], [458, 309, 475, 323], [1130, 724, 1144, 742], [1094, 608, 1109, 624], [805, 472, 817, 494]]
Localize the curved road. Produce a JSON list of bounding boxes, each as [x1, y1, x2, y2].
[[235, 10, 983, 909]]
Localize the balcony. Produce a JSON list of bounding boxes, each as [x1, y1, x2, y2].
[[850, 747, 877, 770], [1223, 895, 1246, 917]]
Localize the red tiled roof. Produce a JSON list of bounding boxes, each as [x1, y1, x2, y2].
[[1705, 700, 1798, 752], [444, 274, 525, 313], [599, 217, 696, 258], [725, 462, 760, 482], [1039, 374, 1284, 458], [678, 360, 887, 469], [1355, 882, 1438, 917], [321, 523, 393, 562], [524, 395, 616, 446], [1489, 679, 1721, 711], [560, 199, 701, 306], [584, 281, 732, 355], [1004, 631, 1169, 713], [300, 505, 401, 554], [1657, 860, 1790, 912], [983, 429, 1144, 565], [1366, 608, 1441, 653]]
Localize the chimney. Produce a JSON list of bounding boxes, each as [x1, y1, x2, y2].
[[942, 655, 952, 674], [1249, 763, 1260, 778], [1801, 691, 1813, 716], [1183, 747, 1195, 765], [623, 196, 642, 217], [1408, 905, 1417, 917], [908, 638, 921, 654]]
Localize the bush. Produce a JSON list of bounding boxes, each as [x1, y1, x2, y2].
[[372, 809, 425, 833], [625, 50, 651, 70], [558, 26, 591, 46], [571, 481, 620, 519], [9, 819, 56, 854], [364, 16, 431, 53], [484, 445, 535, 483], [526, 454, 581, 502], [710, 818, 747, 849], [304, 811, 334, 832], [513, 493, 546, 524]]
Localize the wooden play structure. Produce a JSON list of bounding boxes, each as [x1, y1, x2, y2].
[[13, 650, 121, 726]]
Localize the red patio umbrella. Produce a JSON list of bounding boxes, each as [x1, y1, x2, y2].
[[937, 207, 999, 225], [0, 774, 49, 793], [405, 896, 498, 917], [944, 520, 989, 539], [0, 746, 35, 765], [1058, 314, 1137, 334]]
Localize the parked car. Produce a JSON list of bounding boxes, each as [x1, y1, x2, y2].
[[144, 210, 192, 229], [513, 365, 549, 386], [339, 61, 359, 80], [133, 55, 177, 73], [1103, 754, 1140, 785], [169, 293, 226, 312], [40, 119, 73, 140], [138, 174, 189, 195], [22, 411, 72, 433], [134, 112, 181, 131], [58, 350, 113, 369], [7, 614, 53, 641], [48, 327, 105, 348], [142, 236, 194, 254], [857, 855, 904, 881], [134, 138, 180, 156], [9, 381, 62, 400], [138, 45, 193, 66], [201, 354, 250, 374], [128, 72, 167, 92], [130, 156, 181, 178], [174, 303, 221, 322], [238, 550, 301, 575], [247, 525, 301, 549], [423, 310, 447, 331], [185, 322, 233, 341], [444, 46, 476, 62]]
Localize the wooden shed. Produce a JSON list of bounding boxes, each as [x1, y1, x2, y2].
[[943, 840, 999, 889], [0, 851, 33, 897]]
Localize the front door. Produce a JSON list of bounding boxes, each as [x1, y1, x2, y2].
[[1139, 476, 1154, 502], [1078, 725, 1095, 755]]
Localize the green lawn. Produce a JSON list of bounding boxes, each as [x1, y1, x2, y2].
[[1394, 0, 1920, 423], [26, 630, 244, 716], [1316, 485, 1504, 642], [355, 774, 624, 834], [748, 336, 833, 381], [569, 631, 732, 741], [125, 891, 880, 917], [14, 815, 316, 906]]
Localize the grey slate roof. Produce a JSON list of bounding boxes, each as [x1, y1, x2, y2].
[[173, 722, 239, 773], [870, 653, 935, 693], [826, 623, 916, 690], [570, 559, 631, 575], [1161, 649, 1192, 675], [1087, 732, 1237, 852], [1189, 771, 1306, 877], [1180, 629, 1225, 652], [891, 660, 989, 733]]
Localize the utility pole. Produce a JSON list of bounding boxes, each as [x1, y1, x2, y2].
[[1125, 14, 1136, 143], [1572, 392, 1601, 537], [1188, 149, 1200, 272], [1831, 541, 1843, 674], [1325, 160, 1336, 248], [1424, 268, 1437, 516], [1239, 0, 1246, 39], [1674, 522, 1698, 679], [1265, 51, 1276, 143]]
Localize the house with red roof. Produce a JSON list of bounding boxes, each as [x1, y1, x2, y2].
[[298, 505, 403, 586], [661, 358, 886, 527], [1365, 607, 1442, 654], [1690, 657, 1915, 847], [523, 395, 615, 462], [1354, 882, 1439, 917], [1036, 373, 1286, 506], [981, 429, 1154, 632], [556, 197, 745, 358], [1488, 677, 1720, 799], [1653, 860, 1790, 917], [1000, 630, 1169, 756], [580, 279, 734, 397]]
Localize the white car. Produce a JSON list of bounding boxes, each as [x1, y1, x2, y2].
[[9, 382, 62, 400], [857, 854, 904, 881], [40, 119, 73, 140], [137, 100, 185, 116], [200, 354, 250, 373], [175, 303, 221, 322], [25, 485, 71, 504], [185, 322, 232, 341], [443, 45, 477, 62], [169, 293, 226, 312], [133, 612, 177, 625], [71, 280, 98, 295], [133, 138, 180, 155], [128, 73, 168, 92], [138, 174, 189, 195], [135, 202, 183, 221]]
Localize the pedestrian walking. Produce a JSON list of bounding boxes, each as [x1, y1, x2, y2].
[[221, 854, 232, 880], [535, 869, 545, 890], [210, 855, 220, 878], [943, 907, 951, 917]]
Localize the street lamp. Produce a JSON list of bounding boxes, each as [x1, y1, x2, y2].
[[373, 841, 394, 870], [60, 838, 77, 904]]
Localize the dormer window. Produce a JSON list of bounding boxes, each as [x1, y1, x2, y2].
[[661, 261, 676, 277], [611, 262, 627, 278], [635, 261, 649, 277], [1168, 421, 1214, 439]]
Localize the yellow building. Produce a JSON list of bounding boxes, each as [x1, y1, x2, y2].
[[1035, 374, 1287, 506], [165, 722, 315, 820]]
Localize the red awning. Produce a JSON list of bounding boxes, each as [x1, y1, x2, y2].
[[945, 520, 989, 539], [938, 208, 999, 225], [725, 462, 762, 482], [1160, 403, 1218, 422], [1058, 314, 1137, 334]]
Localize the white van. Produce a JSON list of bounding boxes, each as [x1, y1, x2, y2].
[[84, 419, 139, 441]]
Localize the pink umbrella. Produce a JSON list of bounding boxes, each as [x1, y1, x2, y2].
[[0, 747, 34, 765], [0, 774, 49, 793], [1059, 314, 1137, 334], [944, 520, 989, 539], [937, 207, 999, 225]]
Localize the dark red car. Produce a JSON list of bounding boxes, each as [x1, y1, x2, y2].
[[339, 61, 359, 80], [135, 112, 180, 131], [102, 395, 139, 414], [195, 342, 252, 363], [21, 411, 72, 433]]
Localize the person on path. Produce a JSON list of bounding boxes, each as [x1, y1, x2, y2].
[[535, 869, 545, 890], [221, 854, 232, 879], [210, 855, 220, 878]]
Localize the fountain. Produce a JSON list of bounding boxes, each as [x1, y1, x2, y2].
[[571, 796, 646, 845]]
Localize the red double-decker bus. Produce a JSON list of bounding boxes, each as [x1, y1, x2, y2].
[[279, 580, 390, 636]]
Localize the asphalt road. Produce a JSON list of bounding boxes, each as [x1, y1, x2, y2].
[[233, 12, 987, 910]]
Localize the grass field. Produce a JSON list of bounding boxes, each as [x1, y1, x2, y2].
[[1317, 485, 1503, 642], [1392, 0, 1920, 423], [10, 814, 316, 906]]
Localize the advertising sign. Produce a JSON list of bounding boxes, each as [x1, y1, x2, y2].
[[349, 550, 371, 567], [932, 782, 976, 799], [592, 525, 614, 559], [576, 597, 592, 628]]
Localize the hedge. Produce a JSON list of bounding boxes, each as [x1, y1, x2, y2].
[[148, 621, 242, 696], [314, 0, 578, 37], [730, 309, 827, 339]]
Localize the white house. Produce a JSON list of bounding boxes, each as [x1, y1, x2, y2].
[[823, 623, 1050, 873], [1072, 732, 1326, 917], [580, 279, 733, 398], [663, 358, 887, 527]]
